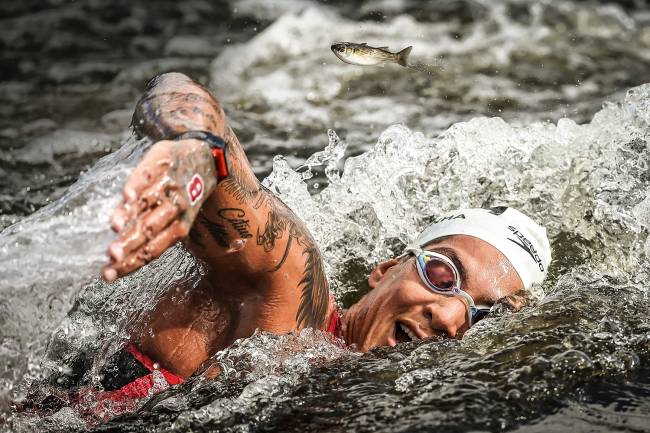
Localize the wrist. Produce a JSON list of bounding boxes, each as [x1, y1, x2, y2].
[[173, 130, 228, 182]]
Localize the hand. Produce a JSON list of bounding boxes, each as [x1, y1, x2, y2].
[[103, 139, 217, 282]]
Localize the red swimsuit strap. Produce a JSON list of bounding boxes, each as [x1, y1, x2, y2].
[[327, 306, 343, 338], [125, 343, 184, 385], [122, 308, 341, 391]]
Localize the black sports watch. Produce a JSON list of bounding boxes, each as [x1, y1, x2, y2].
[[173, 130, 228, 182]]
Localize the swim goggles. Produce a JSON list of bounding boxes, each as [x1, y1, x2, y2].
[[402, 246, 491, 326]]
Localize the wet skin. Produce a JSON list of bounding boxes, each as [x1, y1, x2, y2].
[[104, 73, 330, 378], [342, 235, 524, 352], [103, 73, 524, 378]]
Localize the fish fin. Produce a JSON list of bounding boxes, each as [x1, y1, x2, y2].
[[377, 46, 389, 50], [396, 46, 412, 67], [360, 42, 367, 45]]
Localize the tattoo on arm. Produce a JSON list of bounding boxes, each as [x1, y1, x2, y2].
[[296, 246, 329, 329], [217, 208, 253, 239], [134, 76, 329, 329], [132, 90, 225, 141], [256, 210, 286, 252], [220, 130, 259, 204], [255, 194, 329, 328], [198, 214, 230, 248], [256, 204, 295, 272], [134, 80, 261, 209], [188, 226, 205, 249]]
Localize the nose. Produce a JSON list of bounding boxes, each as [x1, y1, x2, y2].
[[422, 302, 465, 337]]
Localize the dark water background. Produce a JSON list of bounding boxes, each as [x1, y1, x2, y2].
[[1, 0, 650, 432], [2, 0, 649, 225]]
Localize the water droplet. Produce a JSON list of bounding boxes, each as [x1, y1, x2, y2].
[[227, 238, 247, 253]]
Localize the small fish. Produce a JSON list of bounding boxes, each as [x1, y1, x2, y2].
[[331, 42, 412, 67]]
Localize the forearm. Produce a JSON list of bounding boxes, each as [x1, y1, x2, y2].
[[119, 73, 330, 330], [190, 185, 330, 330], [131, 74, 288, 266]]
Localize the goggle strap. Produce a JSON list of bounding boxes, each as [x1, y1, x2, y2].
[[454, 289, 476, 325], [470, 306, 492, 325], [455, 289, 476, 309]]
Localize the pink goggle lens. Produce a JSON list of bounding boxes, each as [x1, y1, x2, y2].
[[423, 258, 457, 290]]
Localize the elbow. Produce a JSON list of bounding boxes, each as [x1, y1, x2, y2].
[[131, 72, 204, 141], [144, 72, 193, 94], [131, 72, 225, 142]]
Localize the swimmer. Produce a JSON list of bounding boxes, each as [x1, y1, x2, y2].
[[72, 72, 553, 403]]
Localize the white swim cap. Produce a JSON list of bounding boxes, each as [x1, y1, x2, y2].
[[413, 207, 552, 289]]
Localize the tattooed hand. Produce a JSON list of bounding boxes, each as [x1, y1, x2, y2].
[[103, 138, 217, 282]]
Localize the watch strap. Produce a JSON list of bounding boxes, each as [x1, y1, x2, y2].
[[173, 130, 228, 182]]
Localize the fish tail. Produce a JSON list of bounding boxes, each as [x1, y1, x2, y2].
[[396, 46, 412, 67]]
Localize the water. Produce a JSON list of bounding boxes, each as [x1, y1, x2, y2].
[[1, 0, 650, 431]]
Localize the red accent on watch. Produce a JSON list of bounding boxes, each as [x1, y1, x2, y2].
[[210, 147, 228, 181], [173, 131, 229, 182]]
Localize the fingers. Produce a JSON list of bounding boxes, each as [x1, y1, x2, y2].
[[111, 177, 187, 232], [103, 139, 209, 282], [103, 220, 189, 282], [108, 200, 183, 263], [122, 149, 173, 203], [138, 181, 166, 210], [343, 303, 361, 346], [145, 219, 190, 257], [110, 205, 132, 233], [142, 200, 183, 239], [110, 172, 168, 234]]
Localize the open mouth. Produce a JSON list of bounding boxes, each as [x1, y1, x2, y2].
[[394, 322, 420, 343]]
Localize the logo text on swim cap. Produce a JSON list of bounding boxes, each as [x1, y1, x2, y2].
[[487, 206, 508, 216], [507, 225, 544, 272], [431, 214, 465, 224]]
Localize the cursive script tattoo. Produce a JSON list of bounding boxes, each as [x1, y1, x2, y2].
[[198, 214, 229, 248], [133, 73, 330, 331], [217, 208, 253, 239]]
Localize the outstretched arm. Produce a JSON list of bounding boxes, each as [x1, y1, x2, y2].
[[103, 73, 330, 330]]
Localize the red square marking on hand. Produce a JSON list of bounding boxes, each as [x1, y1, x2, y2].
[[187, 174, 204, 204]]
